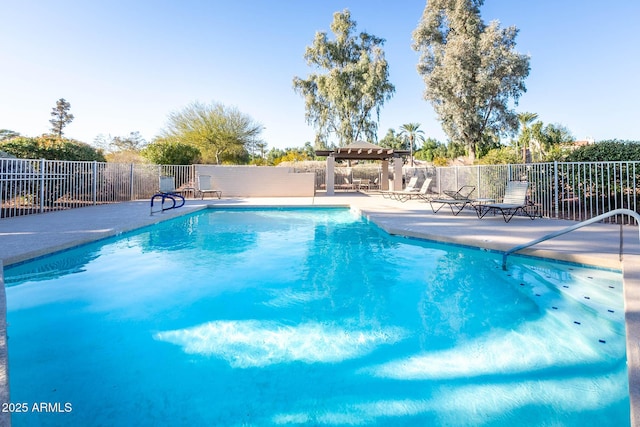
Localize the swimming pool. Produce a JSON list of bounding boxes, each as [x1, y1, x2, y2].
[[4, 208, 629, 426]]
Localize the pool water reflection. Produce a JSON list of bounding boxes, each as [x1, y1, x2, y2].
[[4, 208, 629, 426]]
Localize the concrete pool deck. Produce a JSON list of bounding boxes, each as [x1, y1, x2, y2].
[[1, 192, 639, 426]]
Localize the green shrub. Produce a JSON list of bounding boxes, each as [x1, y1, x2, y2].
[[476, 147, 520, 165], [0, 136, 106, 161], [142, 140, 201, 165], [566, 139, 640, 162]]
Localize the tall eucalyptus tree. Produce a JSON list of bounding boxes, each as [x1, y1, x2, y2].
[[413, 0, 530, 161], [293, 9, 395, 147]]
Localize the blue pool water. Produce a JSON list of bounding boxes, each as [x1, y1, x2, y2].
[[4, 208, 629, 426]]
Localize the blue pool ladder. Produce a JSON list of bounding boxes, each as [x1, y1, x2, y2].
[[150, 176, 186, 215]]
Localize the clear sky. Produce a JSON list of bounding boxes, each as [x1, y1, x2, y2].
[[2, 0, 639, 150]]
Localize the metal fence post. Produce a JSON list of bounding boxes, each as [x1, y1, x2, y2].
[[39, 158, 45, 213], [92, 161, 98, 205], [554, 161, 559, 219], [634, 162, 638, 214], [130, 164, 135, 201]]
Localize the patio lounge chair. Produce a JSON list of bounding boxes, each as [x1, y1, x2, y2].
[[370, 177, 380, 190], [150, 176, 185, 214], [429, 185, 476, 216], [197, 175, 222, 199], [475, 181, 538, 223], [381, 176, 418, 199], [392, 178, 434, 202], [159, 176, 186, 206]]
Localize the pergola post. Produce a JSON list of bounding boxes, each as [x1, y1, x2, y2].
[[381, 160, 389, 191], [326, 155, 335, 196], [393, 157, 403, 190]]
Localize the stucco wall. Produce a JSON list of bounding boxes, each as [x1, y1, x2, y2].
[[195, 165, 315, 197]]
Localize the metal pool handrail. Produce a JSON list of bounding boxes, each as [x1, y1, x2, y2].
[[150, 192, 185, 215], [502, 208, 640, 270]]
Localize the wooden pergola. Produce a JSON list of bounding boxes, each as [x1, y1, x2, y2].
[[315, 141, 409, 195]]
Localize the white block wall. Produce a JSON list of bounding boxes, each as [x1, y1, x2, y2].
[[195, 165, 315, 197]]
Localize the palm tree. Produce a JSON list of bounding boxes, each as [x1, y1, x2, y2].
[[399, 123, 425, 166], [517, 112, 538, 163]]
